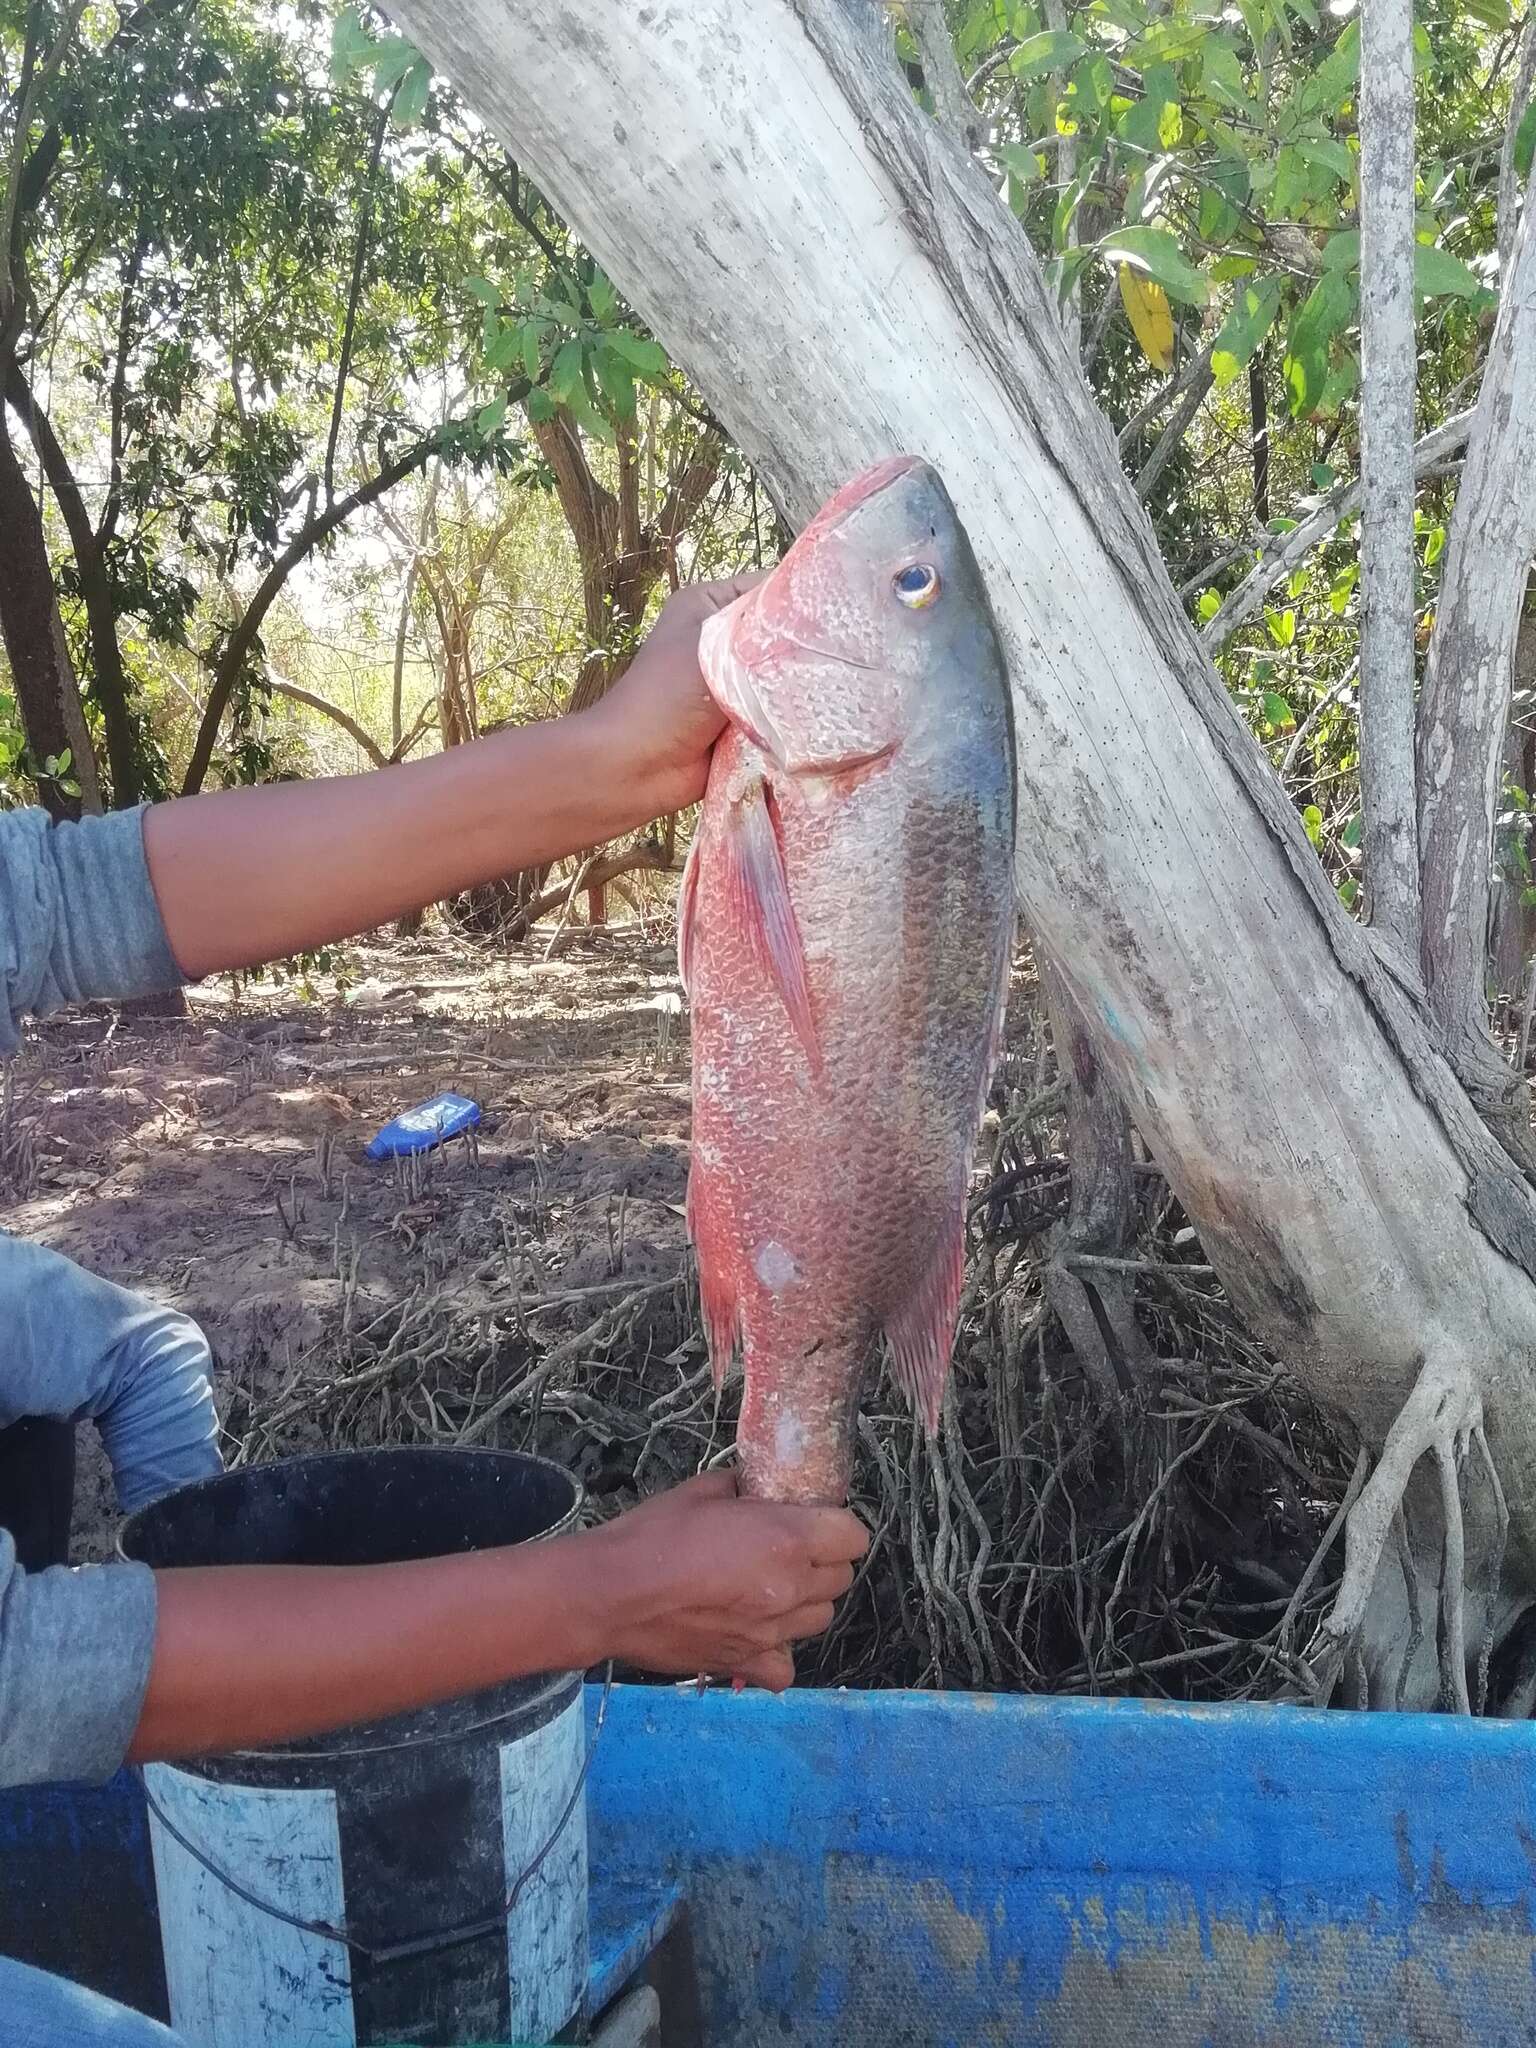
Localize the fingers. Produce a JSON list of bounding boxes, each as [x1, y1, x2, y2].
[[730, 1646, 796, 1692], [692, 569, 772, 614], [797, 1505, 871, 1567], [778, 1601, 837, 1642], [678, 1469, 739, 1502], [805, 1560, 856, 1600]]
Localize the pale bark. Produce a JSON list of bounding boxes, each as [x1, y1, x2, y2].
[[1356, 0, 1422, 961], [897, 1, 980, 153], [1417, 199, 1536, 1132], [388, 0, 1536, 1698]]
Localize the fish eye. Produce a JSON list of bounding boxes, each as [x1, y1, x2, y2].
[[893, 562, 941, 610]]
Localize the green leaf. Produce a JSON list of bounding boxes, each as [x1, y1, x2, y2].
[[1294, 19, 1359, 119], [1424, 525, 1447, 569], [1202, 35, 1257, 119], [1413, 244, 1484, 301], [1317, 351, 1359, 416], [1463, 0, 1512, 25], [476, 397, 508, 435], [1009, 28, 1088, 79], [593, 345, 638, 420], [1210, 254, 1259, 284], [329, 8, 374, 85], [997, 143, 1043, 184], [1329, 564, 1358, 614], [1197, 589, 1221, 622], [1156, 98, 1182, 150], [482, 323, 521, 372], [588, 273, 618, 323], [392, 55, 431, 127], [1338, 877, 1359, 909], [1296, 137, 1355, 186], [1266, 607, 1297, 648], [1341, 814, 1363, 850], [465, 275, 500, 306], [549, 340, 585, 405], [1211, 274, 1284, 386], [371, 33, 419, 94], [1262, 691, 1295, 731], [521, 321, 544, 383], [1283, 272, 1356, 417], [1516, 102, 1536, 184], [603, 330, 668, 378], [525, 387, 556, 424], [1321, 230, 1360, 274], [1302, 803, 1324, 848], [1097, 225, 1209, 305]]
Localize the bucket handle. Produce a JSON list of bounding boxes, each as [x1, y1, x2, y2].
[[136, 1666, 612, 1968]]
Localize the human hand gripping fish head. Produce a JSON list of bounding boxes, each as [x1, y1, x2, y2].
[[681, 456, 1018, 1504]]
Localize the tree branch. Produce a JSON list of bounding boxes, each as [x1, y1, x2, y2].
[[1201, 410, 1474, 654], [181, 426, 453, 796], [895, 0, 980, 152], [0, 0, 87, 345], [4, 355, 141, 801], [1118, 338, 1215, 453], [99, 223, 148, 548], [324, 94, 391, 508], [1135, 351, 1215, 502], [264, 673, 389, 766], [1416, 193, 1536, 1117], [1356, 0, 1422, 958]]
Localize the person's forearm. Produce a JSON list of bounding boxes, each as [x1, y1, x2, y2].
[[142, 704, 656, 980], [127, 1536, 600, 1763]]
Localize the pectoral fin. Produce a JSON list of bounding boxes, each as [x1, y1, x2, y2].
[[723, 778, 819, 1071]]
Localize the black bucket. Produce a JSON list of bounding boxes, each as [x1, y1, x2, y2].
[[121, 1446, 589, 2047]]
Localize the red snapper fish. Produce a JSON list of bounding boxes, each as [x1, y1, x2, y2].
[[680, 455, 1017, 1504]]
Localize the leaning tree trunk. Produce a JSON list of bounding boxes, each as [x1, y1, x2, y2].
[[389, 0, 1536, 1705]]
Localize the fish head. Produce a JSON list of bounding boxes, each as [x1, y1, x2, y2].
[[700, 455, 1005, 777]]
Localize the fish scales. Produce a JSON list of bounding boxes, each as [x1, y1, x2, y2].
[[681, 456, 1017, 1503]]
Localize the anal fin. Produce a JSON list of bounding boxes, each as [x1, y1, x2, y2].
[[883, 1221, 965, 1434]]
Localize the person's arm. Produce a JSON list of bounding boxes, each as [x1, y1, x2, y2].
[[0, 1237, 222, 1512], [131, 1473, 863, 1763], [143, 578, 756, 980]]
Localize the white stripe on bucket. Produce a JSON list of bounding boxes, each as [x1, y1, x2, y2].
[[501, 1689, 589, 2042], [145, 1764, 355, 2048]]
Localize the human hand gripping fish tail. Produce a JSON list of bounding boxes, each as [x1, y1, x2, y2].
[[680, 456, 1018, 1508]]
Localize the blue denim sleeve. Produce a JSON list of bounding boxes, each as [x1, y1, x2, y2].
[[0, 1236, 224, 1787], [0, 804, 183, 1052]]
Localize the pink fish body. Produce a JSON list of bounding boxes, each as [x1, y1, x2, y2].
[[680, 456, 1017, 1504]]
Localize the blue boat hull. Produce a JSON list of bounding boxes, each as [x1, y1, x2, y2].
[[5, 1685, 1536, 2044]]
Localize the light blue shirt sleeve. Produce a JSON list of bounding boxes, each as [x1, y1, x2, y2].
[[0, 1237, 224, 1789], [0, 804, 183, 1053], [0, 805, 216, 1787]]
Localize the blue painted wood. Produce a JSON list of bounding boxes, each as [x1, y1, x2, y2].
[[586, 1878, 681, 2017], [12, 1687, 1536, 2046], [582, 1686, 1536, 2048]]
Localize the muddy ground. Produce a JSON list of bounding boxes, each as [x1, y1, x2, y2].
[[0, 919, 1352, 1699]]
